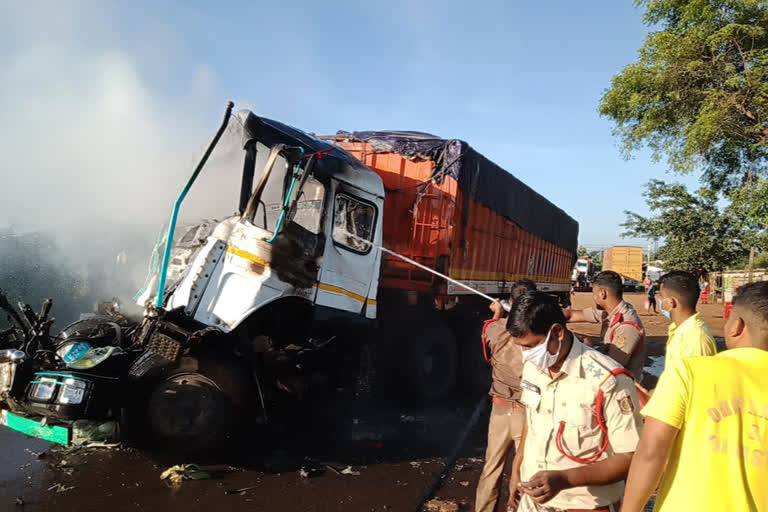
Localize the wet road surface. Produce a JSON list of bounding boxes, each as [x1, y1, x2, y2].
[[0, 398, 488, 512]]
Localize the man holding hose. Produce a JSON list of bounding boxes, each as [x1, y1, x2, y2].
[[475, 279, 537, 512]]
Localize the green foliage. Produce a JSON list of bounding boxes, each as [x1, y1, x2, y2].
[[756, 251, 768, 267], [588, 250, 604, 271], [728, 175, 768, 250], [577, 246, 589, 258], [601, 0, 768, 191], [621, 179, 747, 269]]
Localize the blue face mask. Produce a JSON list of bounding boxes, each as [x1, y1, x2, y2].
[[660, 299, 671, 320]]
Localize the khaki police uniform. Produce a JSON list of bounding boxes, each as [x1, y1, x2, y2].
[[518, 337, 643, 512], [475, 318, 525, 512], [582, 301, 645, 381]]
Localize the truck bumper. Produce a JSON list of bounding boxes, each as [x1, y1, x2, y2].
[[0, 409, 70, 445]]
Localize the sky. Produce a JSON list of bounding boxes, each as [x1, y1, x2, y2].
[[0, 0, 705, 251]]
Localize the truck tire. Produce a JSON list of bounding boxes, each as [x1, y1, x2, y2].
[[145, 355, 253, 450], [403, 320, 458, 403]]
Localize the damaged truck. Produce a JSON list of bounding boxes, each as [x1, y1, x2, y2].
[[0, 102, 578, 448]]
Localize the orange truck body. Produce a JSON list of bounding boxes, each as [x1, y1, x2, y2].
[[324, 136, 577, 299]]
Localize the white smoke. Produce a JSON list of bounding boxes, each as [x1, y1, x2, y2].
[[0, 1, 243, 318]]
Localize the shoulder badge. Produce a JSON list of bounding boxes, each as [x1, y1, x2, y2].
[[614, 334, 627, 349], [618, 395, 635, 415]]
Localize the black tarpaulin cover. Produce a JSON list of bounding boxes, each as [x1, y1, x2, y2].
[[331, 131, 579, 254]]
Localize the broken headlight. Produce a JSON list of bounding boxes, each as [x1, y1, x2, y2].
[[57, 378, 86, 405], [29, 377, 58, 402], [28, 375, 87, 405]]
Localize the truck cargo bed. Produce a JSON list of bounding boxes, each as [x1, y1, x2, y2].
[[323, 132, 578, 296]]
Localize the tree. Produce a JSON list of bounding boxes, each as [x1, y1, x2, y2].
[[622, 180, 747, 270], [728, 175, 768, 249], [577, 246, 589, 258], [600, 0, 768, 192], [588, 250, 604, 271]]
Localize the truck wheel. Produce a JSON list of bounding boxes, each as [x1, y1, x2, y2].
[[404, 321, 457, 403], [145, 355, 253, 450]]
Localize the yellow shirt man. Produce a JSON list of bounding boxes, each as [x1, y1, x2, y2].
[[621, 281, 768, 512], [664, 312, 717, 370], [641, 350, 768, 511]]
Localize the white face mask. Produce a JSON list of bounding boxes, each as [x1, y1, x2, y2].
[[522, 327, 561, 371]]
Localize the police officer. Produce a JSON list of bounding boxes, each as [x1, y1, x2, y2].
[[475, 280, 537, 512], [564, 271, 646, 381], [507, 291, 643, 512]]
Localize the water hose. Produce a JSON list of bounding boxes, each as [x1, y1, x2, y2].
[[411, 394, 488, 512], [155, 101, 234, 308], [338, 228, 509, 310]]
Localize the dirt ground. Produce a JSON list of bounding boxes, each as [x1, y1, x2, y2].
[[0, 293, 727, 512]]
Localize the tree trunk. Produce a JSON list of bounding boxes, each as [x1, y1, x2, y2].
[[747, 246, 756, 283]]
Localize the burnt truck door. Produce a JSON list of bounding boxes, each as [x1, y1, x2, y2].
[[314, 179, 383, 319]]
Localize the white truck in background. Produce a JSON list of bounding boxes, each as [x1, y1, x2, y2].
[[572, 258, 595, 291]]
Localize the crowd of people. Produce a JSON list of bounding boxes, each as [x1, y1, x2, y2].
[[474, 270, 767, 512]]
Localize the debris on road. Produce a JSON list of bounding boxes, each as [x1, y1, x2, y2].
[[340, 466, 360, 476], [24, 448, 45, 459], [410, 461, 422, 469], [14, 497, 24, 506], [299, 464, 325, 478], [224, 485, 260, 496], [424, 498, 460, 512], [459, 481, 470, 487], [71, 420, 119, 447], [160, 464, 211, 488], [47, 483, 76, 493]]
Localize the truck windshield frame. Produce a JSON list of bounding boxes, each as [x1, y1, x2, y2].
[[331, 192, 377, 255], [244, 149, 326, 237]]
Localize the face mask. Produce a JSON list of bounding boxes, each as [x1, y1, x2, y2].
[[522, 327, 561, 371], [660, 299, 671, 320]]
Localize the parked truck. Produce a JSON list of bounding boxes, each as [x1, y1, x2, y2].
[[571, 257, 595, 291], [603, 246, 643, 291], [0, 104, 577, 448]]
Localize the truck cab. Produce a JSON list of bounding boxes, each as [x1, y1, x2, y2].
[[140, 111, 386, 333]]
